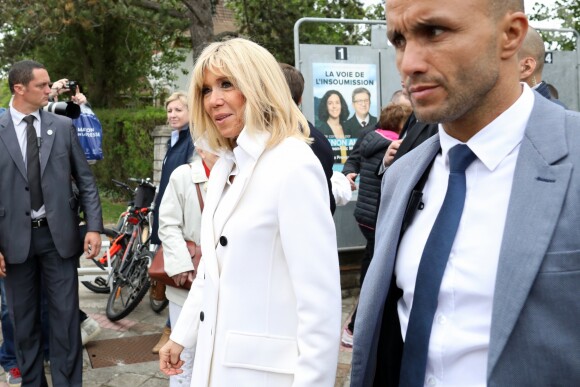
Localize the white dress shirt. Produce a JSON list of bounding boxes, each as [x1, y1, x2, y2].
[[395, 84, 535, 387], [9, 104, 46, 219]]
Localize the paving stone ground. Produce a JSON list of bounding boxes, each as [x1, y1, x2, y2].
[[0, 276, 358, 387]]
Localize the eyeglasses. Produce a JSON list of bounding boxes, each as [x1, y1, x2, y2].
[[353, 99, 370, 105]]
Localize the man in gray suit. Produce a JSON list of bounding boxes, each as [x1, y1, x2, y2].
[[351, 0, 580, 386], [0, 60, 103, 386]]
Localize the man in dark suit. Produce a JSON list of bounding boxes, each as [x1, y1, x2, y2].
[[351, 0, 580, 386], [342, 88, 378, 137], [0, 60, 103, 386]]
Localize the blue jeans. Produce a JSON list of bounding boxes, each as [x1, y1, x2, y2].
[[0, 278, 17, 372]]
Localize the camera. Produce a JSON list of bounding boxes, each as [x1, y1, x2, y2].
[[43, 101, 81, 119], [65, 80, 78, 93]]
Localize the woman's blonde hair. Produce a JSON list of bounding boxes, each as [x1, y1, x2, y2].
[[165, 91, 189, 110], [189, 38, 309, 151]]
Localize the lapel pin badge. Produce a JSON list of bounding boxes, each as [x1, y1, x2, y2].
[[47, 129, 53, 136]]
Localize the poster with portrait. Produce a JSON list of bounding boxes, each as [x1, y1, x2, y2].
[[313, 63, 378, 169]]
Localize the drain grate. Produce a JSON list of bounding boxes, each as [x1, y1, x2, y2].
[[86, 334, 162, 368]]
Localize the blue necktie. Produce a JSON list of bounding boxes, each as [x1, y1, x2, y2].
[[399, 144, 477, 387]]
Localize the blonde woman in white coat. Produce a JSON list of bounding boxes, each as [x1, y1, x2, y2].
[[159, 38, 342, 387], [158, 150, 213, 387]]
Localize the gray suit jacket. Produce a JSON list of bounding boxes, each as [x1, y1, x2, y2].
[[0, 110, 103, 264], [351, 94, 580, 386]]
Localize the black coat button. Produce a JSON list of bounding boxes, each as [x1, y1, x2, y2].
[[25, 187, 30, 191], [219, 236, 228, 246], [200, 311, 204, 321], [25, 211, 30, 216]]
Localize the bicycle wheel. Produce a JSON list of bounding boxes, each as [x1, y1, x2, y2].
[[81, 228, 122, 294], [105, 250, 152, 321]]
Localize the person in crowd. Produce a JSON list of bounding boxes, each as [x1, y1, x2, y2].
[[158, 146, 216, 387], [278, 63, 336, 214], [47, 78, 103, 345], [48, 78, 87, 105], [351, 1, 580, 386], [0, 108, 20, 387], [518, 25, 567, 107], [150, 91, 195, 354], [342, 88, 378, 136], [343, 90, 410, 190], [159, 38, 341, 386], [0, 60, 102, 386], [0, 281, 20, 387], [341, 102, 411, 348]]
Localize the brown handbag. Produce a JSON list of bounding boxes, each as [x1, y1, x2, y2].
[[148, 183, 204, 290]]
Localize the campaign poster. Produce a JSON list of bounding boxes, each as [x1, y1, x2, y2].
[[312, 63, 378, 170]]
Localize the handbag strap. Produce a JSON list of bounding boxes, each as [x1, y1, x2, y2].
[[195, 183, 204, 212], [187, 163, 205, 212]]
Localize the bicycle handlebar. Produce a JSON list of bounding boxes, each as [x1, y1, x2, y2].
[[112, 179, 132, 192], [128, 177, 154, 187]]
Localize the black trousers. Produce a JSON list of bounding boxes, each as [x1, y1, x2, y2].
[[348, 225, 376, 332], [5, 226, 82, 387]]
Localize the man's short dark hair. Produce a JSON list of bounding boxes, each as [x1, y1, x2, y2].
[[351, 87, 371, 102], [279, 63, 304, 105], [8, 60, 46, 94]]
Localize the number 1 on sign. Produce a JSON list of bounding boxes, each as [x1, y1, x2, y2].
[[336, 47, 348, 61]]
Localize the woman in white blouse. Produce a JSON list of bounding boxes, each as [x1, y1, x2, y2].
[[158, 148, 216, 387], [159, 38, 341, 387]]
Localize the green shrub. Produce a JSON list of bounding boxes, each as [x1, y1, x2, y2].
[[90, 107, 166, 196]]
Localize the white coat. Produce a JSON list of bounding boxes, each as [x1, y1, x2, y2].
[[171, 129, 342, 387], [158, 154, 208, 306]]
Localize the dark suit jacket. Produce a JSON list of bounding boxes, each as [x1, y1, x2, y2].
[[393, 112, 439, 164], [0, 110, 103, 263], [535, 81, 567, 109], [308, 122, 336, 214], [342, 114, 377, 137]]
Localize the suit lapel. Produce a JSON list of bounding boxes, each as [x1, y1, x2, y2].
[[39, 111, 56, 176], [488, 97, 572, 376], [0, 112, 28, 180]]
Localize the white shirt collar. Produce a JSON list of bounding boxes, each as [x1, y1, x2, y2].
[[438, 83, 534, 172], [170, 129, 180, 147], [357, 114, 370, 125], [9, 103, 41, 126], [218, 127, 271, 186]]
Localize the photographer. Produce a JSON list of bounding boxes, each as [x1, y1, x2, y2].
[[49, 78, 87, 105]]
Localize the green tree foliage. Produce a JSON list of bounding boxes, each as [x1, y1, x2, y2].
[[225, 0, 384, 65], [90, 107, 167, 192], [529, 0, 580, 51], [0, 0, 214, 108], [0, 79, 10, 107]]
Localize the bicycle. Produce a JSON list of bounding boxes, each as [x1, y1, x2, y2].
[[81, 177, 169, 317], [89, 178, 155, 321], [81, 178, 153, 294]]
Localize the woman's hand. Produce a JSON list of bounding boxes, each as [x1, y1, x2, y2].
[[171, 271, 195, 287], [159, 339, 185, 376], [383, 139, 403, 167]]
